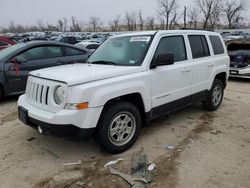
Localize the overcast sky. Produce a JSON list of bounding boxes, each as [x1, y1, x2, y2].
[[0, 0, 195, 28]]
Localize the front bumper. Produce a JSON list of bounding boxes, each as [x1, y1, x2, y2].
[[229, 66, 250, 78], [18, 95, 103, 130], [19, 108, 94, 137]]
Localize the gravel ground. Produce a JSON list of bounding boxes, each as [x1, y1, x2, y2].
[[0, 78, 249, 188]]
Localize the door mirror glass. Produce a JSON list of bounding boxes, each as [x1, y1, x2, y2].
[[151, 53, 174, 68]]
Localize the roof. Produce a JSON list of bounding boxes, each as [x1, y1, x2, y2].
[[24, 41, 85, 50], [112, 30, 218, 38]]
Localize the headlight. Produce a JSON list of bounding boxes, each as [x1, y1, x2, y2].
[[54, 86, 66, 105]]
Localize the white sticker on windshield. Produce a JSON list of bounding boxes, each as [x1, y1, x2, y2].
[[130, 36, 151, 43]]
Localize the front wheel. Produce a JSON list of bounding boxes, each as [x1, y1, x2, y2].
[[98, 101, 141, 154], [202, 79, 224, 111]]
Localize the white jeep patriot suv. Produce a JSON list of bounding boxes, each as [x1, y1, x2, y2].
[[18, 30, 229, 154]]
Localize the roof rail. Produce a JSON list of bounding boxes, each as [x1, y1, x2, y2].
[[179, 28, 215, 32]]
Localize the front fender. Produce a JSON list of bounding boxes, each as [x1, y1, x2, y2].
[[89, 80, 151, 112]]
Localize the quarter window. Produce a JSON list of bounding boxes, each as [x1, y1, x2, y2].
[[154, 36, 187, 62], [209, 35, 224, 55], [188, 35, 210, 59], [65, 47, 85, 56]]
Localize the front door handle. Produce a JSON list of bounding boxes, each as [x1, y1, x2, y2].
[[181, 67, 191, 73]]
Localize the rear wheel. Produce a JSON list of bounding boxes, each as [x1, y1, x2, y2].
[[98, 101, 141, 154], [202, 79, 224, 111]]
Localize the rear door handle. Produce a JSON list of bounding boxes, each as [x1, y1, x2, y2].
[[208, 63, 214, 67], [181, 67, 191, 73]]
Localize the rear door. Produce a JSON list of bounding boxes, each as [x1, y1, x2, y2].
[[4, 45, 65, 93], [188, 35, 212, 93]]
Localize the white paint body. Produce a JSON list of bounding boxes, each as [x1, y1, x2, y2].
[[18, 30, 229, 129]]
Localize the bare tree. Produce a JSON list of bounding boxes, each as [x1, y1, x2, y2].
[[195, 0, 222, 29], [188, 7, 199, 28], [109, 15, 122, 32], [62, 17, 68, 31], [70, 16, 81, 32], [224, 0, 246, 29], [183, 6, 187, 28], [138, 9, 144, 30], [57, 19, 63, 31], [88, 16, 102, 32], [146, 16, 155, 30], [157, 15, 165, 30], [124, 11, 137, 31], [157, 0, 178, 30], [169, 11, 181, 29], [37, 20, 45, 31]]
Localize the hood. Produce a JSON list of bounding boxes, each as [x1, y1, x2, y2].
[[30, 63, 142, 86]]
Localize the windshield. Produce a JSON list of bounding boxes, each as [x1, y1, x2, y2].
[[88, 35, 152, 66], [0, 43, 26, 59]]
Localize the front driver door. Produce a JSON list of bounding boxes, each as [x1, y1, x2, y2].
[[151, 35, 193, 116], [4, 45, 64, 94]]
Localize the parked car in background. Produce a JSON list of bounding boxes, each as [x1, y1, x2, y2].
[[0, 36, 18, 50], [55, 36, 78, 44], [75, 41, 100, 53], [226, 40, 250, 78], [0, 41, 90, 100]]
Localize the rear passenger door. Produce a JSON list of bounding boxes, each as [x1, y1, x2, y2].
[[151, 35, 193, 114], [188, 35, 212, 93]]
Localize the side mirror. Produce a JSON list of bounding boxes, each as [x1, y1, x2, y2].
[[150, 53, 174, 69], [11, 56, 27, 64]]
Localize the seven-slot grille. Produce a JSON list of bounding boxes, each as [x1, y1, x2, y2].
[[25, 75, 67, 112], [26, 80, 50, 107]]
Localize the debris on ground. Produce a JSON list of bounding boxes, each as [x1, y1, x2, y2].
[[210, 130, 222, 135], [147, 163, 156, 171], [104, 158, 124, 168], [62, 160, 82, 166], [188, 138, 195, 143], [75, 181, 85, 186], [27, 137, 36, 142], [165, 144, 176, 150], [109, 154, 152, 188]]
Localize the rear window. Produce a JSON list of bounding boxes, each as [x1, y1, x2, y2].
[[188, 35, 210, 59], [209, 35, 225, 55]]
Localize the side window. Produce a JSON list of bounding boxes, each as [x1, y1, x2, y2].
[[86, 44, 99, 49], [65, 47, 86, 56], [188, 35, 210, 59], [209, 35, 224, 55], [154, 36, 187, 62], [19, 46, 63, 61], [0, 41, 9, 46], [61, 37, 69, 43]]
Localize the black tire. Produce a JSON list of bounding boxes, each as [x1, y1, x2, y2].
[[98, 101, 142, 154], [202, 79, 224, 111]]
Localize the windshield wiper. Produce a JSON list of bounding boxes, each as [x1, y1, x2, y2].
[[90, 60, 116, 65]]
